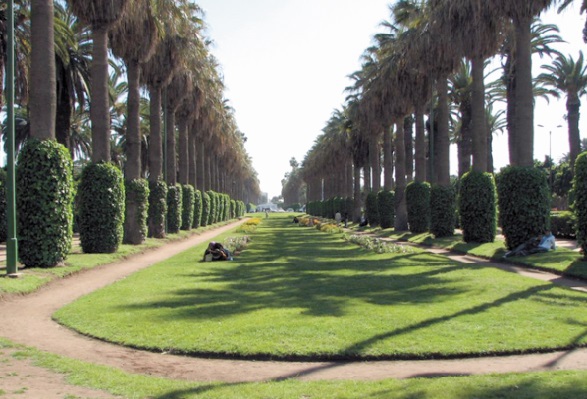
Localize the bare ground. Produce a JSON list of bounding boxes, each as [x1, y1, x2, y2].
[[1, 220, 587, 398]]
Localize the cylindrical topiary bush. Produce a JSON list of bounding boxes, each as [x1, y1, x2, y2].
[[459, 171, 497, 243], [377, 190, 395, 229], [193, 189, 203, 228], [231, 199, 237, 219], [167, 184, 182, 234], [78, 162, 124, 253], [123, 178, 149, 245], [201, 191, 211, 227], [430, 184, 456, 238], [148, 180, 167, 238], [207, 190, 217, 225], [497, 166, 550, 249], [16, 139, 74, 266], [573, 151, 587, 258], [0, 168, 7, 243], [406, 181, 431, 234], [181, 184, 195, 230], [366, 191, 380, 227]]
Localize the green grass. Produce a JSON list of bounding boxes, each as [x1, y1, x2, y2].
[[55, 215, 587, 360], [0, 224, 230, 298], [2, 337, 587, 398]]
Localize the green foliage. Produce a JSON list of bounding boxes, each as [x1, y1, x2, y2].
[[459, 171, 497, 243], [497, 166, 550, 249], [238, 200, 246, 217], [148, 180, 167, 238], [247, 203, 257, 213], [223, 194, 231, 221], [78, 162, 125, 254], [206, 191, 217, 225], [123, 179, 149, 245], [201, 191, 211, 227], [550, 211, 576, 238], [573, 151, 587, 258], [181, 185, 195, 231], [16, 139, 74, 266], [366, 191, 380, 227], [193, 190, 203, 228], [406, 181, 431, 234], [166, 184, 182, 234], [0, 168, 6, 243], [230, 199, 237, 219], [377, 190, 395, 229], [430, 184, 456, 237]]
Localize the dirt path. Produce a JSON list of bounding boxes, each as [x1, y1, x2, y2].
[[1, 221, 587, 393]]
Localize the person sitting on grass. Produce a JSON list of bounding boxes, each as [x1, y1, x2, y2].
[[203, 242, 233, 261], [503, 230, 556, 258]]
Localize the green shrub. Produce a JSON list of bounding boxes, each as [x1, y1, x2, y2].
[[207, 191, 217, 225], [167, 184, 182, 234], [230, 199, 237, 219], [406, 181, 431, 234], [78, 162, 124, 253], [377, 190, 395, 229], [550, 211, 576, 238], [201, 191, 211, 227], [573, 151, 587, 258], [459, 171, 496, 243], [238, 200, 246, 217], [430, 184, 456, 238], [366, 191, 380, 227], [16, 139, 74, 266], [123, 178, 149, 245], [0, 168, 7, 243], [497, 166, 550, 249], [181, 184, 195, 230], [193, 189, 203, 228], [247, 203, 257, 213], [223, 194, 231, 221], [148, 180, 167, 238]]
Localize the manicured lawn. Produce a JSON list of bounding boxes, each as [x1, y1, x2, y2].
[[3, 337, 587, 399], [54, 215, 587, 360]]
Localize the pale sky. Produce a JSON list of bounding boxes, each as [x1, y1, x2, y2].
[[197, 1, 586, 200]]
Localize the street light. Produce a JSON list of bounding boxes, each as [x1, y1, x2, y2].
[[537, 124, 563, 191]]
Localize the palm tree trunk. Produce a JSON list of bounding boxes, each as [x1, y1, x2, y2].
[[369, 136, 381, 192], [505, 56, 518, 165], [567, 95, 581, 171], [165, 109, 177, 185], [90, 26, 111, 162], [189, 131, 197, 187], [125, 60, 141, 180], [198, 143, 206, 191], [394, 121, 408, 231], [414, 105, 426, 182], [404, 116, 414, 182], [178, 118, 189, 185], [55, 62, 72, 155], [383, 126, 393, 190], [353, 162, 362, 222], [363, 165, 371, 193], [30, 0, 55, 140], [148, 85, 162, 182], [513, 15, 534, 167], [436, 77, 451, 185], [471, 55, 487, 173]]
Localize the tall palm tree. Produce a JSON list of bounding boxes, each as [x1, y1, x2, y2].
[[66, 0, 131, 162], [29, 0, 55, 139], [538, 51, 587, 171]]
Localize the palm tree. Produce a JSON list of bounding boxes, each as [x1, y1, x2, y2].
[[538, 51, 587, 171], [558, 0, 587, 42], [29, 0, 55, 139]]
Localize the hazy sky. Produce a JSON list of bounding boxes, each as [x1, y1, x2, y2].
[[197, 1, 587, 200]]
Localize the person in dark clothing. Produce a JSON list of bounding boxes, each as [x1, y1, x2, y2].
[[203, 242, 232, 261]]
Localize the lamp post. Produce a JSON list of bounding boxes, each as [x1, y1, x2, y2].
[[538, 124, 563, 192]]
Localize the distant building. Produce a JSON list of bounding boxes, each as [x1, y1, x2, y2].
[[257, 203, 279, 212]]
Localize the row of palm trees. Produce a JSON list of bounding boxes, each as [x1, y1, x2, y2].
[[4, 0, 261, 210], [296, 0, 587, 226]]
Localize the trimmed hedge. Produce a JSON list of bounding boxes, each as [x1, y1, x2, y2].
[[148, 180, 167, 238], [551, 211, 576, 238], [230, 199, 237, 219], [201, 191, 211, 227], [430, 184, 456, 237], [181, 184, 195, 230], [497, 166, 550, 249], [207, 190, 217, 225], [16, 139, 74, 266], [193, 189, 203, 228], [167, 184, 182, 234], [459, 171, 496, 243], [406, 181, 431, 234], [78, 162, 124, 254], [573, 151, 587, 258], [366, 191, 380, 227], [123, 178, 149, 245], [377, 190, 395, 229]]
